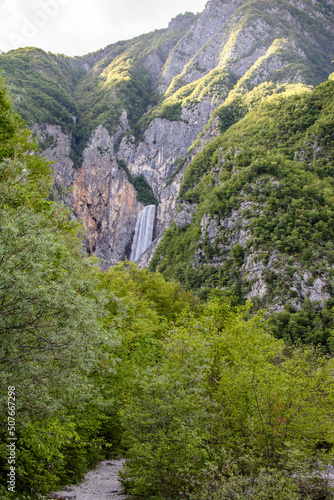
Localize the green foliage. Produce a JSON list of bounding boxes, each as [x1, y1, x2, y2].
[[98, 261, 195, 339], [38, 132, 56, 151], [0, 48, 79, 133], [158, 101, 182, 121], [149, 223, 200, 288], [217, 95, 247, 133], [191, 467, 333, 499], [0, 80, 109, 495], [152, 77, 334, 341], [0, 79, 52, 200], [94, 262, 197, 457], [269, 299, 334, 353], [120, 296, 334, 499], [216, 82, 310, 134], [133, 174, 158, 206], [231, 243, 245, 266], [179, 136, 223, 198], [117, 158, 158, 206]]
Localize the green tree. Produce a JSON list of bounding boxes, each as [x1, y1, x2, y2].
[[0, 78, 108, 495], [120, 296, 334, 499]]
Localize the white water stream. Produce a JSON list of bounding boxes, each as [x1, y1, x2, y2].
[[130, 205, 156, 262]]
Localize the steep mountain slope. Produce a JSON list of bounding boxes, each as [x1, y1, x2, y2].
[[0, 16, 196, 264], [0, 0, 333, 273], [150, 74, 334, 348], [126, 0, 334, 245], [0, 47, 80, 137]]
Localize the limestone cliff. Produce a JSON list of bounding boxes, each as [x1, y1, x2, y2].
[[34, 120, 143, 268], [1, 0, 333, 275], [32, 123, 75, 204], [73, 126, 143, 268]]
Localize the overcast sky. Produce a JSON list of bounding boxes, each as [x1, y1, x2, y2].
[[0, 0, 208, 56]]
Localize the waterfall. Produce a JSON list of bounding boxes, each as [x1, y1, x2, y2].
[[130, 205, 156, 262]]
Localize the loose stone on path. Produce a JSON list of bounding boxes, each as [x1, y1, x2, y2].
[[50, 459, 127, 500]]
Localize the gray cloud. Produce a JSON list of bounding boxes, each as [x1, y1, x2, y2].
[[0, 0, 207, 55]]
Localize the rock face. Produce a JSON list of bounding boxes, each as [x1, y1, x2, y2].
[[158, 0, 246, 93], [35, 122, 143, 268], [118, 97, 217, 195], [32, 124, 75, 204], [73, 126, 143, 268], [5, 0, 333, 271], [198, 208, 331, 309]]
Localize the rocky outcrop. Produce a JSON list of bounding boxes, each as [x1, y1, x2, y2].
[[34, 121, 143, 267], [73, 125, 143, 267], [159, 0, 245, 93], [118, 96, 216, 197], [176, 201, 198, 228], [33, 124, 75, 203], [189, 197, 332, 310], [117, 96, 222, 268]]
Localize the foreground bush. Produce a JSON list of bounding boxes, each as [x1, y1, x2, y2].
[[120, 296, 334, 498]]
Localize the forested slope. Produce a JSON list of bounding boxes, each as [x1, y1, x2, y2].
[[150, 75, 334, 350], [0, 14, 197, 158], [0, 75, 334, 499]]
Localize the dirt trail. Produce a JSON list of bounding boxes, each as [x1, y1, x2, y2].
[[50, 460, 127, 500]]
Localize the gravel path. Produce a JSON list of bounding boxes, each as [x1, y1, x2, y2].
[[50, 460, 127, 500]]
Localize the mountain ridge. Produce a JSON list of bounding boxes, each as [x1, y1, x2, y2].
[[0, 0, 333, 310]]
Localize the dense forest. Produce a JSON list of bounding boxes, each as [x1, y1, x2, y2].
[[151, 76, 334, 353], [1, 73, 334, 499]]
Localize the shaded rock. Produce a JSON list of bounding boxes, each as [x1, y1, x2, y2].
[[73, 126, 143, 267], [176, 202, 197, 228]]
